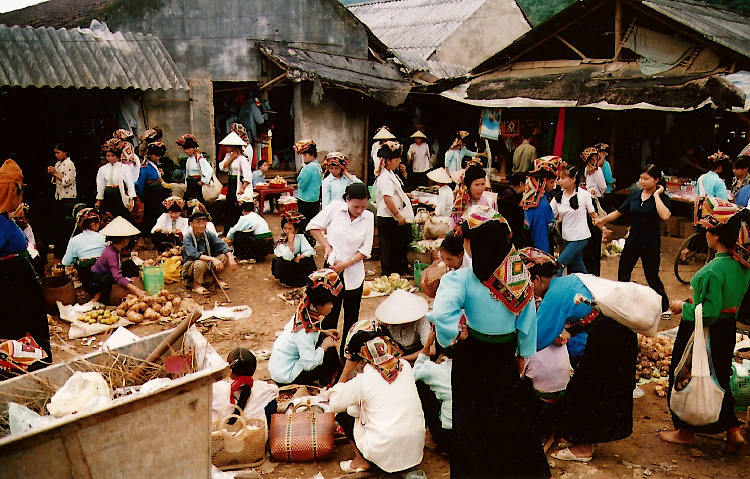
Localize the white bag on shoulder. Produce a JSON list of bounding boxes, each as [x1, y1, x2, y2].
[[669, 304, 725, 426]]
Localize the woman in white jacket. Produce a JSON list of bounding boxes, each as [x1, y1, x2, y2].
[[328, 329, 425, 474]]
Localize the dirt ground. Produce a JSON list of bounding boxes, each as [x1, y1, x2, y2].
[[46, 214, 750, 479]]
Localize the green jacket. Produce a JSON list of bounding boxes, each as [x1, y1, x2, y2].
[[683, 252, 750, 326]]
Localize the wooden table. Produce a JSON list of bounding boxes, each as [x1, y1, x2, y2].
[[255, 185, 294, 216]]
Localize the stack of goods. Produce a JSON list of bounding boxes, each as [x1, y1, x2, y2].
[[635, 335, 674, 396], [77, 308, 119, 325], [114, 291, 185, 324], [364, 273, 412, 295], [142, 246, 183, 267], [268, 176, 287, 188]]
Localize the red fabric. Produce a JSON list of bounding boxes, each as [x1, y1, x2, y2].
[[553, 108, 566, 157], [230, 376, 254, 404]]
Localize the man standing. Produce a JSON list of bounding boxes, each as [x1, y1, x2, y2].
[[512, 130, 536, 173], [48, 144, 77, 260]]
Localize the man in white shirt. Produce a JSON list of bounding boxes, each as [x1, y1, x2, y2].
[[407, 130, 431, 189], [48, 144, 77, 259], [308, 183, 374, 358]]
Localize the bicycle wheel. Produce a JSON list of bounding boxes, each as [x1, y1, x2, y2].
[[674, 232, 710, 284]]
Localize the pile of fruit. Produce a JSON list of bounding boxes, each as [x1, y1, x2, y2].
[[365, 273, 411, 295], [77, 308, 119, 325], [114, 290, 185, 324], [636, 335, 674, 395], [268, 175, 287, 187], [142, 246, 183, 267]]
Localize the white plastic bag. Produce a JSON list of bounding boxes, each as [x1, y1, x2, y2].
[[575, 274, 661, 336], [8, 402, 54, 435], [47, 371, 111, 417], [669, 304, 725, 426]]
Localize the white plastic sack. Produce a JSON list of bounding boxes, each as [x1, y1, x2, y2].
[[47, 371, 111, 417], [139, 378, 173, 395], [670, 304, 725, 426], [200, 303, 253, 322], [57, 301, 133, 340], [8, 402, 54, 435], [99, 327, 140, 352], [575, 274, 661, 336]]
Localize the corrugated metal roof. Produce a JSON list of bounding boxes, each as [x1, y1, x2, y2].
[[393, 51, 469, 79], [0, 21, 188, 90], [260, 43, 411, 106], [348, 0, 487, 61], [643, 0, 750, 60]]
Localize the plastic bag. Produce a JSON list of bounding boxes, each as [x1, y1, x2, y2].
[[8, 402, 54, 435], [162, 256, 182, 283], [203, 173, 223, 203], [57, 301, 133, 340], [670, 304, 725, 426], [47, 371, 111, 417], [423, 215, 450, 239]]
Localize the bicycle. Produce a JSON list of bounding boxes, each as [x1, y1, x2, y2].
[[673, 231, 714, 284]]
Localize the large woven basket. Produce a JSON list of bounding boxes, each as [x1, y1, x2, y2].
[[211, 410, 266, 471]]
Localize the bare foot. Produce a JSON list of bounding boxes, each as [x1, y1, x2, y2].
[[569, 444, 593, 457], [659, 429, 696, 445], [725, 428, 746, 454], [349, 457, 370, 470]]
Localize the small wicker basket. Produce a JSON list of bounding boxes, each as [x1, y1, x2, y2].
[[211, 407, 266, 471]]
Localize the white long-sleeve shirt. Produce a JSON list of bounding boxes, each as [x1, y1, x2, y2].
[[329, 360, 425, 473], [307, 200, 374, 289], [185, 154, 213, 184], [435, 184, 453, 217], [151, 213, 189, 236], [95, 162, 136, 206], [220, 154, 253, 190], [268, 318, 324, 385], [585, 167, 607, 198], [274, 234, 315, 260], [52, 157, 76, 199]]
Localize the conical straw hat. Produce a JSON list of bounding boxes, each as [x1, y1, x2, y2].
[[99, 216, 140, 237], [219, 131, 248, 146], [375, 289, 429, 324]]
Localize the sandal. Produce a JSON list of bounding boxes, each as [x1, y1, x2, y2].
[[339, 460, 367, 473], [551, 447, 592, 463], [192, 286, 211, 295]]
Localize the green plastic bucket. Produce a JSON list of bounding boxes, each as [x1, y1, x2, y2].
[[142, 266, 165, 295], [414, 261, 430, 291]]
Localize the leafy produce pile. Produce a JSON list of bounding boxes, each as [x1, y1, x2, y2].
[[365, 273, 411, 295], [636, 335, 674, 397], [77, 308, 119, 325], [114, 290, 185, 324]]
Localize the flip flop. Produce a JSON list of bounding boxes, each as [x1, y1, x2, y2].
[[551, 448, 592, 463], [339, 460, 367, 473], [192, 286, 211, 295]]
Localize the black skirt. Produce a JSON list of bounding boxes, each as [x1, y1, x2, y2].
[[271, 256, 317, 287], [377, 216, 412, 276], [224, 175, 240, 233], [557, 316, 637, 444], [667, 317, 740, 433], [451, 334, 550, 479], [102, 187, 131, 221], [233, 232, 273, 261], [142, 182, 169, 234], [0, 254, 52, 372], [185, 176, 204, 204]]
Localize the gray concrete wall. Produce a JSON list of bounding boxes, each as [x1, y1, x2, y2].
[[105, 0, 370, 82], [293, 83, 367, 178], [436, 0, 530, 69]]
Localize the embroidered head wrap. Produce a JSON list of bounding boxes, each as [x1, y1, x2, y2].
[[176, 134, 199, 149], [695, 196, 750, 267], [518, 247, 558, 267], [460, 205, 533, 314], [292, 268, 343, 333], [162, 196, 185, 211], [323, 151, 348, 169], [140, 127, 163, 144], [450, 130, 470, 150], [101, 138, 123, 157], [580, 146, 600, 165], [346, 330, 404, 383], [521, 156, 562, 209], [708, 150, 730, 165], [146, 141, 167, 157], [343, 318, 379, 360], [293, 139, 316, 155], [187, 199, 211, 221], [278, 210, 306, 243], [230, 123, 250, 144], [113, 129, 134, 140], [75, 207, 101, 229], [451, 162, 485, 217], [595, 143, 609, 156]]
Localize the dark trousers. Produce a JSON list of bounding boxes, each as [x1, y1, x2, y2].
[[297, 199, 320, 246], [377, 216, 412, 275], [321, 273, 364, 359], [224, 175, 240, 233], [143, 183, 169, 234], [617, 244, 669, 311], [102, 188, 132, 222], [292, 347, 341, 386], [583, 216, 602, 276], [234, 232, 273, 261], [53, 198, 76, 259], [185, 176, 204, 204], [416, 380, 452, 453]]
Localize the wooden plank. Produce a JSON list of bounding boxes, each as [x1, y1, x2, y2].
[[61, 432, 93, 479], [556, 35, 589, 60]]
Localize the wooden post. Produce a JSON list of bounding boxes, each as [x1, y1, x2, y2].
[[614, 0, 623, 60], [363, 111, 370, 184]]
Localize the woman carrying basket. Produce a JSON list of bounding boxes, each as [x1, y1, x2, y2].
[[660, 197, 750, 453]]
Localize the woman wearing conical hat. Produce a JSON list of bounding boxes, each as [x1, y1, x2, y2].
[[90, 216, 145, 303]]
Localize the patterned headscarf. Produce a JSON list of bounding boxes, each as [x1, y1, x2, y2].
[[580, 146, 600, 165], [518, 247, 558, 268], [348, 332, 404, 383], [75, 207, 101, 229], [521, 156, 563, 210], [278, 210, 306, 244], [113, 129, 134, 140], [460, 205, 533, 314], [695, 196, 750, 267], [451, 161, 485, 217], [450, 130, 470, 150], [231, 123, 250, 144], [323, 151, 348, 169], [140, 127, 162, 144], [187, 199, 211, 221], [343, 318, 379, 360], [707, 150, 730, 167], [101, 138, 123, 157], [595, 143, 609, 156], [293, 139, 316, 155], [292, 269, 343, 333], [176, 134, 199, 149], [0, 159, 23, 214], [162, 196, 185, 211], [146, 141, 167, 157]]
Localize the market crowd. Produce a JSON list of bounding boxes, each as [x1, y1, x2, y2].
[[2, 122, 750, 478]]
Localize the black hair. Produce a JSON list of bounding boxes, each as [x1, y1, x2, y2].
[[227, 348, 257, 376], [257, 159, 269, 168], [306, 281, 337, 307], [345, 330, 382, 359], [378, 144, 402, 160], [508, 172, 527, 186], [54, 143, 68, 154], [734, 156, 750, 170], [180, 137, 199, 149], [528, 262, 557, 280], [344, 182, 369, 201], [167, 202, 183, 213], [468, 220, 512, 283], [304, 145, 318, 158], [81, 217, 100, 230], [641, 163, 666, 188], [553, 165, 581, 209], [463, 164, 485, 187], [241, 201, 255, 213], [146, 142, 167, 157], [440, 230, 464, 256], [710, 210, 749, 250]]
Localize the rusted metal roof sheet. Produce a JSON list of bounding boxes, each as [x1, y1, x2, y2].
[[643, 0, 750, 60], [394, 51, 469, 79], [260, 42, 411, 106], [0, 21, 188, 90]]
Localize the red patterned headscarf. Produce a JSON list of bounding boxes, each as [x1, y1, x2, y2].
[[292, 269, 343, 333], [323, 151, 348, 169], [521, 156, 562, 210], [231, 123, 250, 144], [293, 139, 316, 155], [176, 134, 199, 149], [695, 196, 750, 268]]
